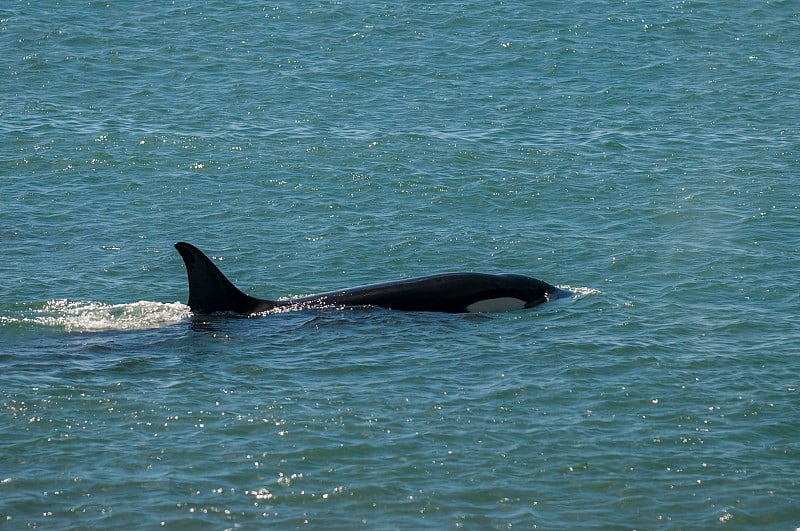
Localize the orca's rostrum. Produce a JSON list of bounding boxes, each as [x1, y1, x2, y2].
[[175, 242, 566, 315]]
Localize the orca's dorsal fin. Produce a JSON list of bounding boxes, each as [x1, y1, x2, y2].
[[175, 242, 274, 315]]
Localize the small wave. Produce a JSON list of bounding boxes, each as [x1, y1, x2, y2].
[[1, 300, 191, 332], [558, 285, 602, 299]]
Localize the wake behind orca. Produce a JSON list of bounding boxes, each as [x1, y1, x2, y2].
[[175, 242, 566, 315]]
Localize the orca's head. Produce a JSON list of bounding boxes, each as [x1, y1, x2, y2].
[[499, 274, 568, 307]]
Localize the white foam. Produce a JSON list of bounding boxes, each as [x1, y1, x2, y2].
[[558, 285, 601, 299], [3, 300, 191, 332]]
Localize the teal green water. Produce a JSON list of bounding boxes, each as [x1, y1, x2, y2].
[[2, 1, 799, 528]]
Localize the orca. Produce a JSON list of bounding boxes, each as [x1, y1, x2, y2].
[[175, 242, 566, 315]]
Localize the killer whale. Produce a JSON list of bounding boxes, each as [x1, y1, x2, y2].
[[175, 242, 565, 315]]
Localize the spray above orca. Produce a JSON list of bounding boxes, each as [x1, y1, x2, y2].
[[174, 242, 567, 315]]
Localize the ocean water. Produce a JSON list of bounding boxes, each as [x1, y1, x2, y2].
[[2, 0, 799, 528]]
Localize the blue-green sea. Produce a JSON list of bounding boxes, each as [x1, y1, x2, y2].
[[2, 1, 799, 528]]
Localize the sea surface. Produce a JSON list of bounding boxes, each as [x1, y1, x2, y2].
[[2, 1, 799, 528]]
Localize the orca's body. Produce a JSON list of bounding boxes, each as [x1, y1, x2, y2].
[[175, 242, 565, 315]]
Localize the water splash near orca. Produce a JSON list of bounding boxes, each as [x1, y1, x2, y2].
[[1, 300, 190, 332]]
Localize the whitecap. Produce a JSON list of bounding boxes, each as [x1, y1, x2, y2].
[[3, 300, 191, 332]]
